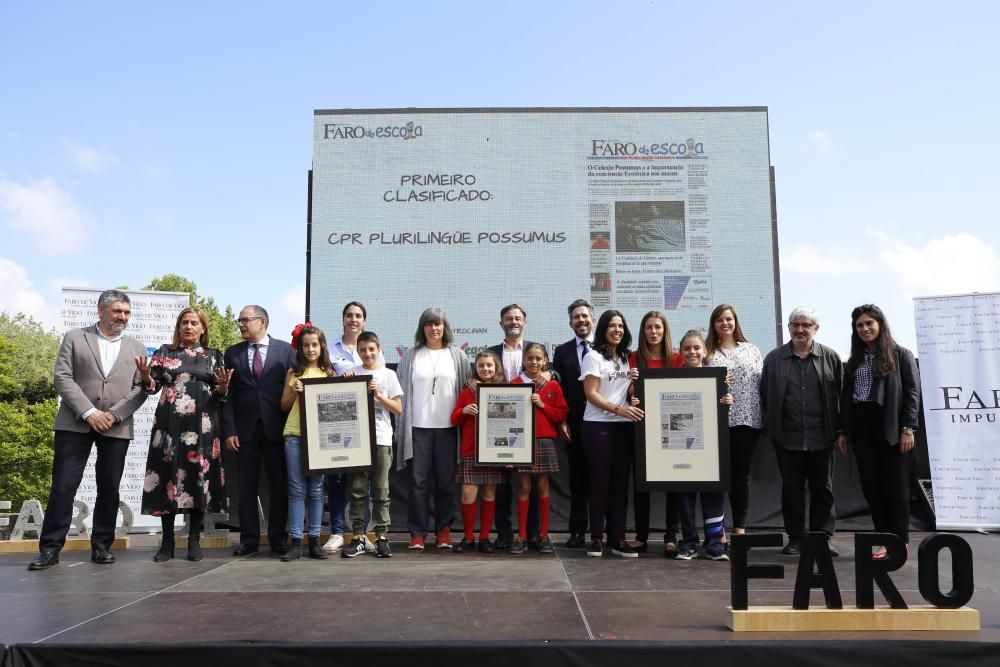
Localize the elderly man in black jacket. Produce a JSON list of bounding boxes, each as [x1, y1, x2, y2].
[[760, 307, 843, 557]]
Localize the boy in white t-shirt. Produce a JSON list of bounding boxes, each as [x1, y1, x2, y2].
[[342, 331, 403, 558]]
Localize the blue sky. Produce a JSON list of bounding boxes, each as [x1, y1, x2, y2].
[[2, 2, 998, 356]]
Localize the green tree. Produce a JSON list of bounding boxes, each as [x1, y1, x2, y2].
[[0, 313, 60, 403], [143, 274, 240, 350], [0, 400, 57, 509]]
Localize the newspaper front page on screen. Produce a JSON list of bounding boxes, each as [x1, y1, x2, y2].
[[308, 108, 779, 362]]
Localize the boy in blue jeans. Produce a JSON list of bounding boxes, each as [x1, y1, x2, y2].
[[342, 332, 403, 558]]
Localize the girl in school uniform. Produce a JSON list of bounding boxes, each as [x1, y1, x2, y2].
[[451, 350, 506, 553], [511, 343, 569, 554]]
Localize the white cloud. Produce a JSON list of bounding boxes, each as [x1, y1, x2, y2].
[[67, 141, 119, 174], [50, 277, 91, 293], [807, 130, 834, 155], [0, 258, 57, 325], [781, 243, 867, 276], [873, 231, 1000, 296], [0, 175, 88, 254], [281, 283, 306, 319]]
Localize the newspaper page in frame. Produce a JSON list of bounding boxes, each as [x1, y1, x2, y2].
[[315, 390, 362, 457], [302, 376, 375, 473], [476, 385, 534, 466], [637, 369, 725, 489], [660, 391, 705, 452]]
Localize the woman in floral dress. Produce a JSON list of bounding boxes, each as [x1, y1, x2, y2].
[[138, 307, 233, 562]]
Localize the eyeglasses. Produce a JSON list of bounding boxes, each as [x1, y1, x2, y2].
[[235, 317, 263, 325]]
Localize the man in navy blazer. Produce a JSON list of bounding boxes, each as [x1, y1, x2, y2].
[[550, 299, 595, 549], [222, 305, 296, 555]]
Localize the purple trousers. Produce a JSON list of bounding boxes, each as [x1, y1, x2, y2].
[[582, 421, 633, 545]]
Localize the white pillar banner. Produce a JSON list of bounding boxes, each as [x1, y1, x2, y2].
[[61, 287, 190, 531], [914, 291, 1000, 531]]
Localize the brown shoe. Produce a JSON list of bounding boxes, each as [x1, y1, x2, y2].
[[436, 527, 453, 549]]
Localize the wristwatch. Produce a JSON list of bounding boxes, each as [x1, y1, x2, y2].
[[901, 427, 915, 435]]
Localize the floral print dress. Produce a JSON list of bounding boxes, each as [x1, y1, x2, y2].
[[141, 344, 227, 515]]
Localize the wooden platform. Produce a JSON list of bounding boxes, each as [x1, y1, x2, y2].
[[729, 605, 981, 631]]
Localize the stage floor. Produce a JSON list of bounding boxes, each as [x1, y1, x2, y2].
[[1, 531, 997, 645]]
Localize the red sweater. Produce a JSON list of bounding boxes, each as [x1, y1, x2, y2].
[[629, 350, 684, 369], [451, 387, 479, 458], [512, 377, 569, 440]]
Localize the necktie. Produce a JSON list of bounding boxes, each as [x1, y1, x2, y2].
[[579, 339, 589, 364], [252, 344, 263, 380]]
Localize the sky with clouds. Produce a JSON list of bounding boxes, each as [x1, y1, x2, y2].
[[1, 2, 998, 356]]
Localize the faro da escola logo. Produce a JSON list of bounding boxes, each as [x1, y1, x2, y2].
[[322, 121, 423, 140]]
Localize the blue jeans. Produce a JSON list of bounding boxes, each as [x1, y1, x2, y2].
[[285, 437, 324, 539], [326, 473, 347, 534]]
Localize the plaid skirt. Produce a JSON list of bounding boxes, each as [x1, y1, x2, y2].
[[457, 456, 506, 485], [515, 438, 560, 474]]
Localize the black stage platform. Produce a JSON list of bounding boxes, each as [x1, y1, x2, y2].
[[1, 531, 998, 666]]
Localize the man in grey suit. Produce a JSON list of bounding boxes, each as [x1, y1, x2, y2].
[[29, 289, 149, 570]]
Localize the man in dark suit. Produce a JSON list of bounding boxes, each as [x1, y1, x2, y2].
[[551, 299, 595, 549], [30, 289, 149, 570], [222, 305, 296, 555], [487, 304, 540, 549]]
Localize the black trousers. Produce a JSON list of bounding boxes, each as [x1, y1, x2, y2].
[[237, 422, 288, 546], [851, 403, 914, 542], [728, 426, 762, 529], [565, 418, 589, 535], [40, 430, 129, 553], [773, 444, 836, 538]]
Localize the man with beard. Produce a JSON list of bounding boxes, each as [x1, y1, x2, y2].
[[30, 289, 149, 570], [760, 307, 843, 557], [551, 299, 595, 548], [487, 304, 540, 550]]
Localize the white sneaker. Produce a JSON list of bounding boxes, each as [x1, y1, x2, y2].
[[361, 535, 376, 553], [323, 534, 344, 553]]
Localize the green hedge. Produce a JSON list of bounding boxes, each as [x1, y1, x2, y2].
[[0, 399, 57, 509]]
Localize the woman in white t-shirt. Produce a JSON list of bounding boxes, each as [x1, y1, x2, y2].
[[395, 307, 472, 551], [580, 309, 644, 558]]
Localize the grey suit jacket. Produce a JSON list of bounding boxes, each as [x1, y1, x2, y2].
[[52, 325, 149, 439]]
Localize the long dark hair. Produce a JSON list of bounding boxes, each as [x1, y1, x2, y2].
[[705, 303, 749, 355], [592, 310, 631, 364], [635, 310, 672, 370], [846, 304, 897, 377], [292, 325, 335, 377]]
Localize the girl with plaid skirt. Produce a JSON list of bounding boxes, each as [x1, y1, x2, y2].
[[510, 343, 569, 554]]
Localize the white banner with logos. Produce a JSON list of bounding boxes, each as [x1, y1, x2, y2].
[[914, 291, 1000, 530], [62, 287, 189, 531]]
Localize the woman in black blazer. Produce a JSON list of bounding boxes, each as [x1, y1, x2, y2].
[[837, 304, 920, 558]]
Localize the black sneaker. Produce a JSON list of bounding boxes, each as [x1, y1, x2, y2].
[[375, 537, 392, 558], [527, 536, 541, 551], [494, 532, 513, 550], [453, 537, 476, 553], [564, 533, 586, 548], [509, 536, 525, 554], [477, 539, 495, 554], [538, 536, 554, 554], [341, 537, 366, 558], [611, 542, 639, 558], [587, 539, 604, 557], [781, 539, 801, 555]]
